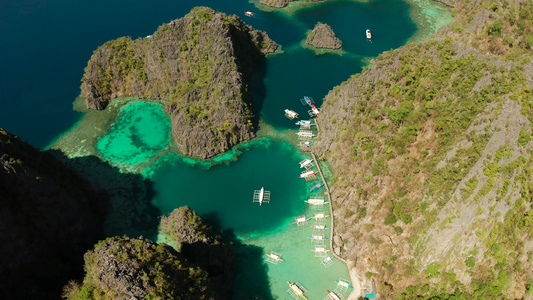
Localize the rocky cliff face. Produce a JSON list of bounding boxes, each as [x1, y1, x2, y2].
[[65, 236, 210, 300], [161, 206, 235, 299], [306, 22, 342, 50], [81, 7, 278, 158], [313, 1, 533, 297], [0, 129, 106, 299]]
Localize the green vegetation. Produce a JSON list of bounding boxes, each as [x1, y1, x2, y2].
[[67, 236, 208, 300]]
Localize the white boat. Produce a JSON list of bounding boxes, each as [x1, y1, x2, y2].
[[297, 131, 315, 137], [310, 225, 329, 230], [312, 213, 330, 219], [299, 159, 313, 169], [258, 187, 264, 205], [327, 289, 341, 300], [305, 198, 328, 205], [299, 170, 318, 179], [366, 29, 372, 40], [287, 282, 308, 300], [295, 120, 314, 126], [285, 109, 299, 119], [312, 247, 330, 253], [266, 253, 284, 261], [245, 11, 254, 17]]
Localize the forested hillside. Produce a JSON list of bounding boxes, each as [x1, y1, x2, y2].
[[314, 0, 533, 298]]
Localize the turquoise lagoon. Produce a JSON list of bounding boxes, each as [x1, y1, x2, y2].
[[1, 0, 452, 298]]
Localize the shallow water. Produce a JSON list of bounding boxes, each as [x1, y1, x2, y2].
[[1, 0, 453, 298]]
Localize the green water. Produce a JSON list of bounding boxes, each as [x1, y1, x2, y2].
[[96, 102, 171, 165]]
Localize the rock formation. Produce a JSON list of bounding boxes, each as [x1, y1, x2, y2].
[[65, 236, 211, 300], [161, 206, 235, 299], [306, 22, 342, 50], [81, 7, 278, 158], [0, 129, 106, 299]]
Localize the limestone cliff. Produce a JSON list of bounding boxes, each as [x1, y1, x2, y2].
[[0, 129, 106, 299], [161, 206, 235, 299], [313, 0, 533, 298], [64, 236, 211, 300], [81, 7, 278, 158], [306, 22, 342, 50]]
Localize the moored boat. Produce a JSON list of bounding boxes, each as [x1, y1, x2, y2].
[[366, 29, 372, 40], [245, 11, 254, 17], [266, 253, 284, 261], [327, 289, 342, 300], [287, 282, 308, 300]]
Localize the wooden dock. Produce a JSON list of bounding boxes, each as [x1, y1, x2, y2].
[[311, 151, 347, 264]]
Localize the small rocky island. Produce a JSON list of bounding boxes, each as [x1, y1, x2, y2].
[[81, 7, 278, 159], [306, 22, 342, 50]]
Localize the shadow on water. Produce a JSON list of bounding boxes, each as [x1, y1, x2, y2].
[[248, 59, 268, 132], [49, 150, 161, 240], [193, 212, 274, 299]]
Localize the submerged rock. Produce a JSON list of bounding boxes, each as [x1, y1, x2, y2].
[[306, 22, 342, 50], [81, 7, 278, 159]]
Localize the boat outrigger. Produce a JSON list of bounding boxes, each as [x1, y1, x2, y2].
[[309, 183, 324, 192], [305, 198, 328, 205], [336, 280, 354, 289], [285, 109, 299, 120], [308, 235, 329, 240], [295, 120, 315, 126], [310, 225, 329, 230], [287, 282, 308, 300], [296, 130, 315, 138], [312, 212, 330, 219], [266, 252, 284, 262], [299, 159, 313, 169], [300, 96, 320, 117], [253, 187, 271, 205], [327, 289, 342, 300], [299, 170, 318, 179], [311, 247, 331, 253]]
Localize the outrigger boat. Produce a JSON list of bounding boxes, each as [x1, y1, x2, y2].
[[336, 280, 354, 289], [327, 289, 342, 300], [299, 170, 318, 179], [287, 282, 308, 300], [266, 253, 284, 262], [299, 159, 313, 169], [308, 235, 329, 240], [295, 120, 315, 126], [310, 225, 329, 230], [309, 183, 324, 192], [245, 11, 254, 17], [285, 109, 299, 120], [296, 131, 315, 137], [293, 216, 311, 224], [311, 247, 330, 253], [305, 198, 328, 205], [312, 212, 330, 219], [300, 96, 320, 117], [258, 187, 264, 205]]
